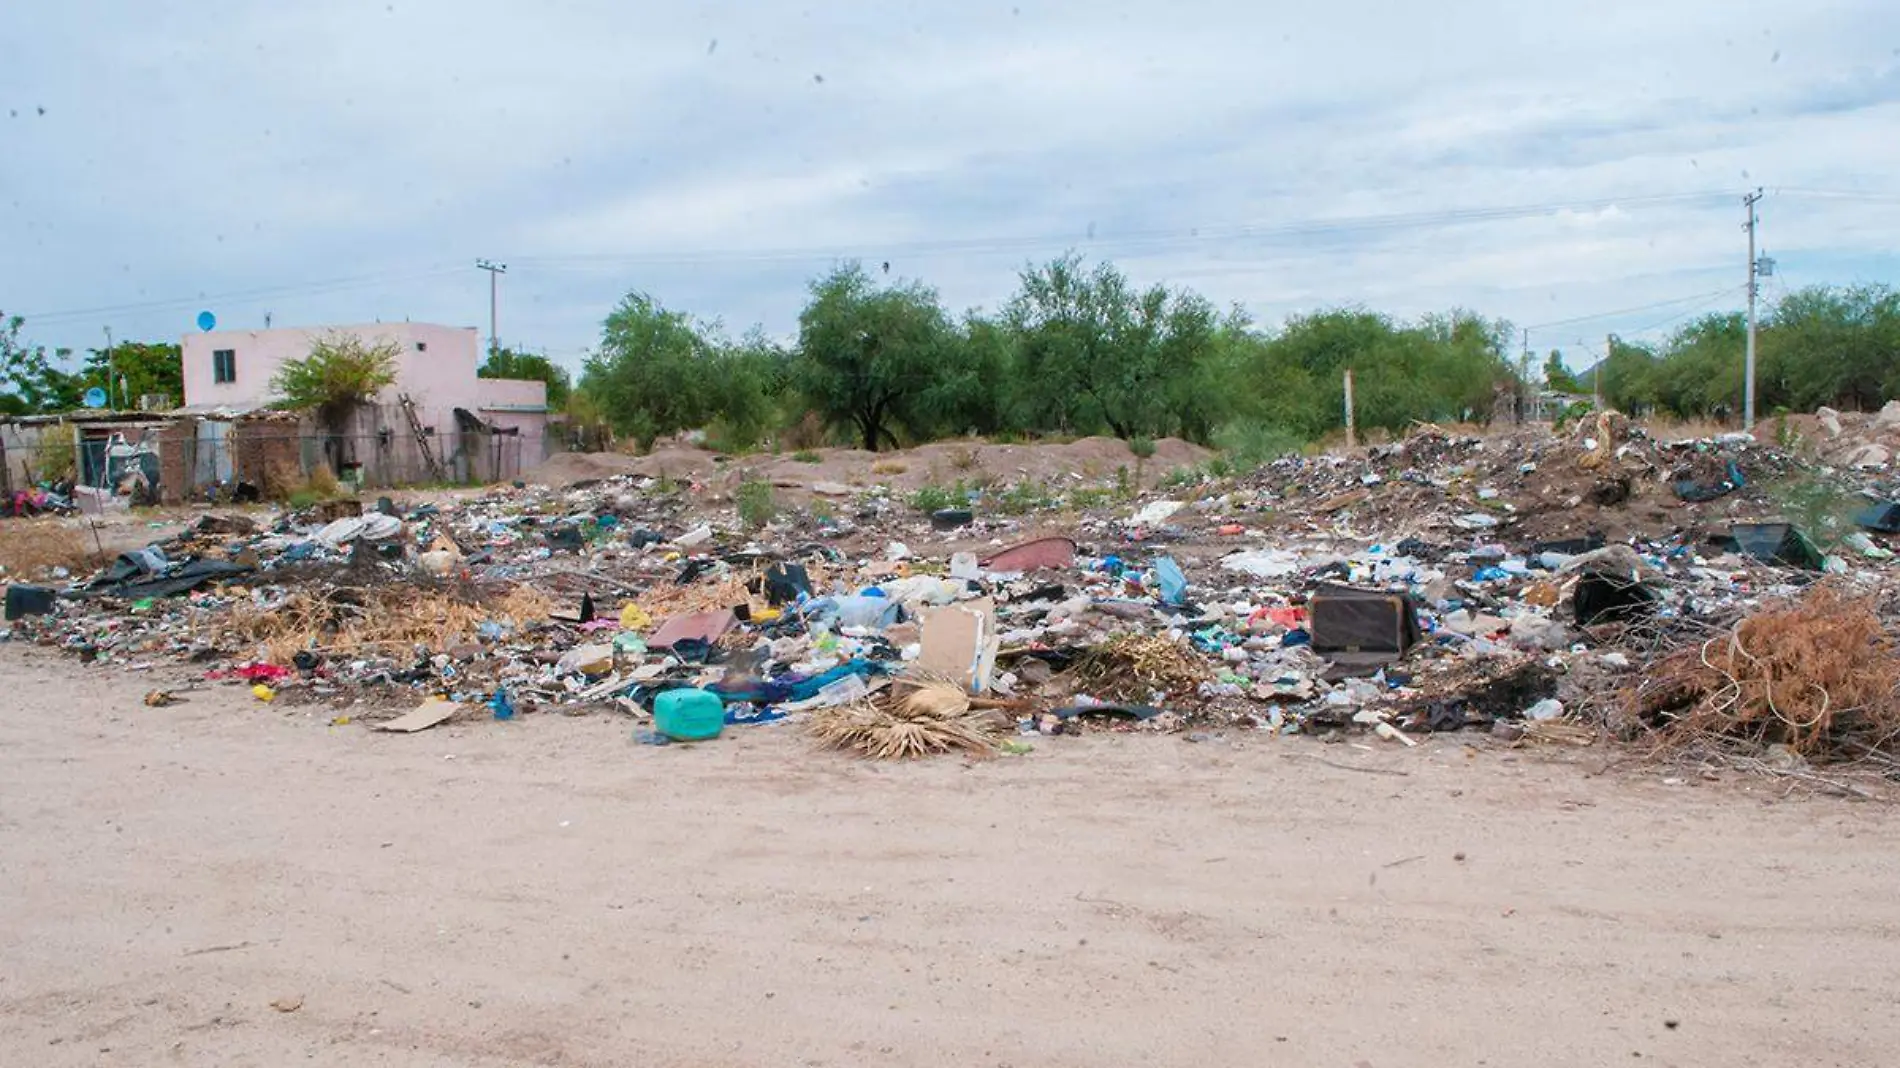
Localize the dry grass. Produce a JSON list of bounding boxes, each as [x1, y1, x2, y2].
[[1640, 415, 1738, 442], [1632, 584, 1900, 762], [218, 582, 554, 663], [1072, 633, 1210, 703], [0, 520, 105, 578], [871, 459, 909, 476], [809, 678, 1003, 760]]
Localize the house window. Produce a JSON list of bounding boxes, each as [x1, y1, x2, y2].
[[212, 349, 237, 384]]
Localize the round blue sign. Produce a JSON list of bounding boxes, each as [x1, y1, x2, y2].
[[196, 310, 216, 331], [82, 387, 108, 409]]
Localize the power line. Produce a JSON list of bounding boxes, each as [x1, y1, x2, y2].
[[1522, 285, 1739, 334], [18, 264, 468, 326]]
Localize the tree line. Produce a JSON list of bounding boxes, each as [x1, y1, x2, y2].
[[578, 254, 1522, 455], [1580, 285, 1900, 419], [6, 264, 1896, 453]]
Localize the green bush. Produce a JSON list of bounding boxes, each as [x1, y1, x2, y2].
[[1767, 474, 1859, 552], [791, 450, 823, 464], [1160, 466, 1204, 489], [1212, 419, 1304, 472], [994, 480, 1053, 515], [735, 479, 777, 529], [1128, 436, 1157, 460], [910, 483, 971, 513]]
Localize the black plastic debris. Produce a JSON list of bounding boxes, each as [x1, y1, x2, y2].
[[92, 559, 253, 600], [1052, 703, 1165, 721], [762, 563, 811, 605], [1574, 573, 1657, 626], [1533, 533, 1606, 556], [1724, 522, 1825, 571], [4, 584, 57, 621], [1673, 460, 1746, 503], [1856, 501, 1900, 534], [930, 508, 974, 531]]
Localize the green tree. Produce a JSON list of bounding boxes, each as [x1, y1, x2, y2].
[[580, 292, 724, 450], [1653, 313, 1744, 419], [478, 346, 571, 406], [0, 313, 83, 414], [1007, 253, 1220, 440], [1599, 336, 1660, 413], [1543, 351, 1581, 394], [270, 333, 400, 470], [83, 341, 183, 409], [791, 262, 959, 451], [1759, 285, 1900, 412]]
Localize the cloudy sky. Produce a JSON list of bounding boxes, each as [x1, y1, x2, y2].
[[4, 0, 1898, 374]]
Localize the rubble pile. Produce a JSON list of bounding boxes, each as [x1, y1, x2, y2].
[[4, 417, 1900, 771]]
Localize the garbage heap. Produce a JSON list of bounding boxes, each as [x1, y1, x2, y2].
[[5, 417, 1900, 764]]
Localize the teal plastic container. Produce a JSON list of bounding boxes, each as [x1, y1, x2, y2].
[[653, 688, 725, 741]]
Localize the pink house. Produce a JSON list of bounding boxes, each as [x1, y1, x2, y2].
[[179, 322, 551, 483]]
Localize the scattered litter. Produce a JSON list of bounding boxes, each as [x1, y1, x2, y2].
[[376, 699, 460, 733]]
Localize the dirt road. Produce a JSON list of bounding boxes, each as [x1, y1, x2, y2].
[[2, 647, 1897, 1067]]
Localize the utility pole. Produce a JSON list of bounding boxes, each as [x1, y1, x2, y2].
[[1342, 368, 1357, 448], [1519, 327, 1531, 423], [476, 259, 507, 360], [103, 327, 115, 408], [1743, 189, 1763, 431]]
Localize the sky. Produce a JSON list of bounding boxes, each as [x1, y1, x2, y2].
[[3, 0, 1898, 376]]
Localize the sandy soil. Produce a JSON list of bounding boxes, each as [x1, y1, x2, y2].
[[3, 647, 1899, 1067]]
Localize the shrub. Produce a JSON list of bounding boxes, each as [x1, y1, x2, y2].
[[792, 450, 823, 464], [735, 479, 777, 529], [995, 480, 1052, 515], [1127, 436, 1157, 460], [1212, 419, 1304, 472], [1767, 473, 1860, 552], [910, 483, 970, 514]]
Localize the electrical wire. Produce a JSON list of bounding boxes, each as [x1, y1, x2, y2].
[[19, 264, 469, 326], [1522, 285, 1741, 334]]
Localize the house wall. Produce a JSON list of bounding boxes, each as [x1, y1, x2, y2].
[[182, 322, 524, 415]]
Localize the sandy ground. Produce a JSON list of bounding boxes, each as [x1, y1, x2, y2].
[[4, 648, 1900, 1067]]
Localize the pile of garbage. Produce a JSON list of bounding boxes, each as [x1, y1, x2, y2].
[[4, 417, 1900, 769]]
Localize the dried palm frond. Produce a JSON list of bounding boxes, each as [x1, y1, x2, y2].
[[809, 678, 1001, 760]]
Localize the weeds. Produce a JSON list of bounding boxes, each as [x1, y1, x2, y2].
[[948, 445, 981, 471], [735, 479, 777, 529], [1767, 473, 1860, 552], [994, 479, 1053, 515], [1213, 419, 1302, 473], [1127, 436, 1157, 460], [1068, 486, 1114, 510], [910, 482, 973, 514], [791, 450, 823, 464], [1161, 466, 1204, 490], [871, 459, 909, 476]]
